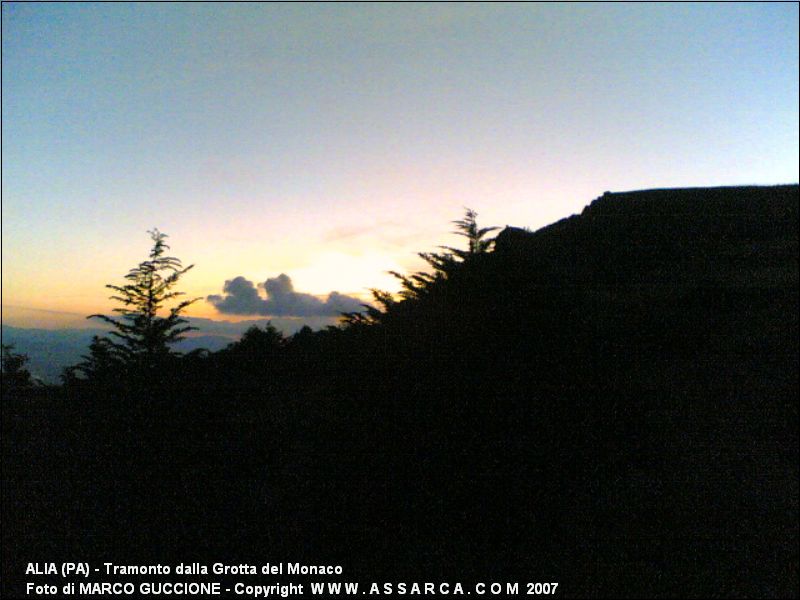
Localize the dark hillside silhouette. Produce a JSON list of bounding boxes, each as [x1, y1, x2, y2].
[[2, 185, 797, 598]]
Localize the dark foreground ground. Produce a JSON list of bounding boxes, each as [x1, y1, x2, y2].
[[3, 185, 798, 598]]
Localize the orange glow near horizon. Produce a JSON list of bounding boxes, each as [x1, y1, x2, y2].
[[3, 4, 797, 330]]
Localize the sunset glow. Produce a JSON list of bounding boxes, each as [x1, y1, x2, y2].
[[3, 3, 798, 330]]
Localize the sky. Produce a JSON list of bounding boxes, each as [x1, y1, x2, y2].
[[2, 3, 798, 331]]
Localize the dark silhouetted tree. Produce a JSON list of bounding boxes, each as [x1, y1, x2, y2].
[[387, 208, 498, 302], [1, 344, 33, 389], [211, 323, 287, 393], [68, 229, 198, 385], [444, 208, 499, 258], [226, 323, 285, 358], [62, 335, 123, 387]]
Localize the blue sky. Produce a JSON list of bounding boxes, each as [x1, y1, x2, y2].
[[2, 3, 798, 327]]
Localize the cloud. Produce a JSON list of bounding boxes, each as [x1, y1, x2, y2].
[[207, 274, 365, 317]]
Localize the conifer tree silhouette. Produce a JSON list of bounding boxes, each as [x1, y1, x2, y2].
[[390, 208, 498, 301], [69, 229, 198, 384], [62, 335, 123, 387], [445, 208, 499, 257], [342, 208, 498, 326], [1, 344, 34, 389]]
